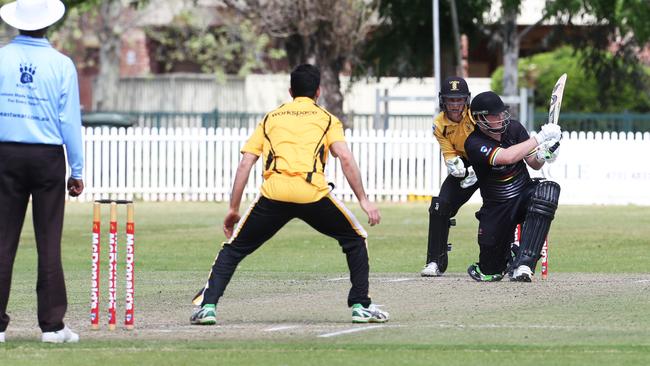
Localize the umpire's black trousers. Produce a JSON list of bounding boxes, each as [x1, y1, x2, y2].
[[0, 142, 68, 332], [199, 194, 372, 308]]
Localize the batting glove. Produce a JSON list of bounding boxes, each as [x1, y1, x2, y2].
[[445, 156, 466, 177], [534, 123, 562, 145], [460, 166, 477, 188], [535, 139, 560, 163]]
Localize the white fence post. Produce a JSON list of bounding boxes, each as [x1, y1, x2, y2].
[[78, 127, 650, 205]]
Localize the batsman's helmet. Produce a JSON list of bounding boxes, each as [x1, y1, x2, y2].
[[470, 91, 511, 134], [439, 76, 470, 114]]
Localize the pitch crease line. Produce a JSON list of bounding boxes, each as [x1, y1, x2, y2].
[[264, 325, 301, 332], [318, 325, 383, 338], [382, 278, 412, 283], [325, 277, 348, 282]]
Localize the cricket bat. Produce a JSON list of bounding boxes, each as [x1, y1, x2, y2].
[[548, 73, 567, 153], [540, 73, 567, 279]]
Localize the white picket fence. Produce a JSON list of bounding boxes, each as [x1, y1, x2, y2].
[[77, 127, 650, 205]]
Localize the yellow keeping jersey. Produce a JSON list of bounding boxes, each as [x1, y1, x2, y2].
[[241, 97, 345, 203], [432, 110, 475, 161]]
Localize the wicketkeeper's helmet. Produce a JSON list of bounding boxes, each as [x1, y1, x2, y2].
[[439, 76, 470, 114], [470, 91, 511, 134]]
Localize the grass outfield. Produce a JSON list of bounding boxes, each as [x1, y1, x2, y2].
[[1, 202, 649, 365]]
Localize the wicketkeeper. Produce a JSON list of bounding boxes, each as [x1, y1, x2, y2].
[[191, 64, 389, 324], [464, 91, 561, 282], [422, 76, 478, 277]]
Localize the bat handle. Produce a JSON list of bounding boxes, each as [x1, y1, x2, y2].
[[548, 141, 560, 153]]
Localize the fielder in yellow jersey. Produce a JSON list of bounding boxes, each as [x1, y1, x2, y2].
[[433, 102, 474, 161], [241, 96, 345, 203], [422, 76, 480, 277], [191, 64, 389, 325]]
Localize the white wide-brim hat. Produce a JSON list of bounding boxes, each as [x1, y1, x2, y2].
[[0, 0, 65, 31]]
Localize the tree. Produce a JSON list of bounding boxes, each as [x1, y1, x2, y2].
[[0, 0, 94, 45], [475, 1, 557, 99], [222, 0, 381, 126], [357, 0, 490, 78], [49, 1, 103, 68], [476, 0, 650, 106], [491, 46, 650, 113], [92, 1, 149, 111], [145, 10, 285, 80], [360, 0, 650, 112], [550, 0, 650, 110], [51, 0, 149, 111]]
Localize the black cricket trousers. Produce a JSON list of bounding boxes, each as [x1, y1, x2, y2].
[[0, 142, 68, 332], [198, 194, 372, 308], [475, 183, 538, 275]]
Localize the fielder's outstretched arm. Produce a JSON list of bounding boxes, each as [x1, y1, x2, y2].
[[330, 141, 381, 226], [223, 152, 259, 237]]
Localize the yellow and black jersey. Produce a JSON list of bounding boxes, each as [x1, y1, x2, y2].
[[432, 110, 475, 161], [241, 97, 345, 203]]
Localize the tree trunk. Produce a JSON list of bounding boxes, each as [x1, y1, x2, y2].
[[502, 8, 519, 99], [92, 1, 123, 111], [319, 59, 346, 128], [286, 37, 347, 127], [93, 36, 121, 111]]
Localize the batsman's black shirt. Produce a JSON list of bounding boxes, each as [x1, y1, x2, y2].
[[464, 120, 532, 203]]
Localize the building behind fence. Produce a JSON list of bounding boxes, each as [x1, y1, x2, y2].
[[108, 74, 650, 132], [77, 127, 650, 205], [114, 110, 650, 132], [114, 74, 247, 112], [111, 74, 493, 115]]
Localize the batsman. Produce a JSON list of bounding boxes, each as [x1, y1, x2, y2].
[[464, 91, 562, 282], [421, 76, 478, 277]]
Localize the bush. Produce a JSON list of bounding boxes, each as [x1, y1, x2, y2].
[[490, 46, 650, 113]]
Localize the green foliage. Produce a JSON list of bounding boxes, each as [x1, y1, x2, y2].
[[547, 0, 650, 111], [48, 1, 151, 68], [48, 7, 95, 67], [62, 0, 102, 11], [576, 0, 650, 44], [146, 11, 285, 80], [357, 0, 491, 77], [491, 46, 650, 113]]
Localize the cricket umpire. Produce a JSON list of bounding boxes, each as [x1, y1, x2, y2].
[[191, 64, 389, 324], [464, 91, 561, 282], [0, 0, 83, 343], [422, 76, 478, 277]]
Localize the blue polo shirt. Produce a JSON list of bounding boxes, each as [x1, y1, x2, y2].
[[0, 35, 83, 179]]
